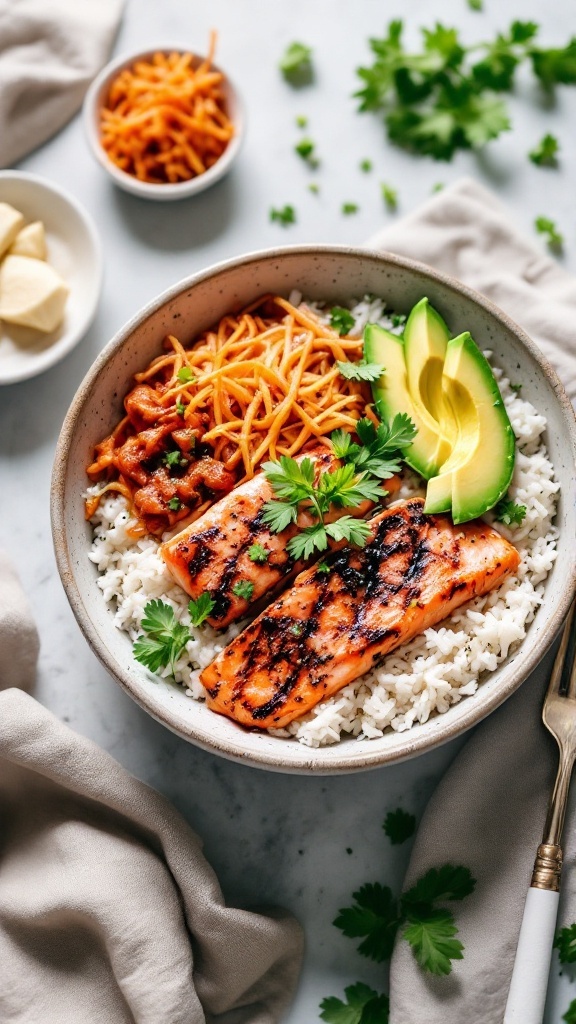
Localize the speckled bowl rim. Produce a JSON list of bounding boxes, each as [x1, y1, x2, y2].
[[51, 245, 576, 773]]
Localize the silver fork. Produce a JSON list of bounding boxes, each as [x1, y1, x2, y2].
[[505, 599, 576, 1024]]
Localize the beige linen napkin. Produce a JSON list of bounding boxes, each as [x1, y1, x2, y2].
[[0, 572, 303, 1023], [0, 0, 124, 168], [369, 178, 576, 1023]]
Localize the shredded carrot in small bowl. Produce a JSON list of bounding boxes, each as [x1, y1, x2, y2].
[[99, 34, 234, 185]]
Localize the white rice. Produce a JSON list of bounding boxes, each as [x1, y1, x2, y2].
[[87, 297, 559, 746]]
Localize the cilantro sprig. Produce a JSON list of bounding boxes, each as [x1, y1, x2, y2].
[[355, 20, 576, 161], [133, 596, 215, 675], [494, 497, 527, 526], [320, 983, 389, 1024], [331, 414, 417, 479], [337, 360, 386, 382], [334, 864, 475, 976]]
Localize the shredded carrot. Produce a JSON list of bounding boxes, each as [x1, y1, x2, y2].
[[100, 34, 234, 185], [86, 296, 371, 525]]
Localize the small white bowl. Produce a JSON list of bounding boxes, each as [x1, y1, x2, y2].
[[0, 171, 102, 386], [83, 46, 245, 201]]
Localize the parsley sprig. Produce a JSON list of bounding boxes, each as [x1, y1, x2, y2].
[[133, 596, 215, 674], [494, 497, 527, 526], [320, 983, 389, 1024], [334, 864, 475, 975], [331, 415, 417, 479], [355, 20, 576, 161]]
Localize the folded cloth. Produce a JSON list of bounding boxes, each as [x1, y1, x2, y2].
[[0, 0, 124, 168], [369, 178, 576, 1023], [0, 570, 303, 1023]]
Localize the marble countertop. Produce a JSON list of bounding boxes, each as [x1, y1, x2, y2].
[[2, 0, 575, 1019]]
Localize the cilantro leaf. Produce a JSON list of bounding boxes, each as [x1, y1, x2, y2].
[[337, 360, 386, 382], [403, 907, 464, 975], [188, 593, 216, 627], [494, 498, 527, 526], [334, 883, 401, 962], [279, 41, 313, 81], [233, 579, 255, 601], [554, 923, 576, 964], [380, 183, 398, 210], [563, 999, 576, 1024], [325, 516, 374, 547], [320, 984, 389, 1024], [535, 215, 564, 251], [270, 205, 296, 226], [383, 808, 416, 844], [529, 133, 559, 166], [163, 449, 187, 469], [342, 202, 359, 215], [133, 599, 190, 674], [177, 367, 195, 384], [287, 523, 328, 560], [167, 496, 182, 511], [401, 864, 476, 910], [248, 544, 269, 563], [330, 306, 356, 336], [262, 500, 299, 533]]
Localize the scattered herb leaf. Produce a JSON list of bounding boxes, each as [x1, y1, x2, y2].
[[555, 923, 576, 964], [188, 593, 216, 627], [360, 158, 373, 172], [291, 622, 303, 637], [402, 908, 463, 976], [383, 808, 417, 844], [342, 202, 359, 215], [133, 599, 190, 674], [296, 114, 308, 128], [391, 312, 407, 328], [248, 544, 269, 564], [167, 496, 182, 512], [535, 215, 564, 250], [233, 579, 255, 601], [320, 983, 390, 1024], [177, 367, 195, 384], [316, 561, 331, 573], [176, 398, 186, 416], [401, 864, 476, 907], [563, 999, 576, 1024], [494, 498, 527, 525], [308, 182, 320, 194], [468, 0, 482, 10], [295, 137, 318, 165], [381, 183, 398, 210], [529, 133, 559, 166], [163, 449, 187, 469], [432, 182, 445, 193], [279, 41, 313, 81], [270, 205, 297, 226], [509, 382, 522, 393], [334, 883, 401, 962], [337, 360, 386, 382], [330, 306, 356, 335]]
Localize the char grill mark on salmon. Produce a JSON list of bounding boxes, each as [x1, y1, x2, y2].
[[200, 498, 520, 728], [161, 448, 396, 628]]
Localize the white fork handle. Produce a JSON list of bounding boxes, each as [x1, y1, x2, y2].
[[504, 886, 559, 1023]]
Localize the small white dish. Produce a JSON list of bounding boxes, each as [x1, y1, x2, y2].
[[83, 46, 245, 201], [0, 171, 102, 386]]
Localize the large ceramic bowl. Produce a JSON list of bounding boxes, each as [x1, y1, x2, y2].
[[51, 246, 576, 774]]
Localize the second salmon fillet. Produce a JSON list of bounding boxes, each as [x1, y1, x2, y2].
[[200, 498, 520, 729]]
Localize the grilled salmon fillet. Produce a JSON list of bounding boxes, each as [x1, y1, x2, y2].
[[161, 447, 398, 628], [200, 498, 520, 729]]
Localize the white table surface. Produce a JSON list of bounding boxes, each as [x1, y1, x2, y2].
[[1, 0, 575, 1019]]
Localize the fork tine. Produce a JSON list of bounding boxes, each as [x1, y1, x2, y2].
[[546, 600, 576, 698]]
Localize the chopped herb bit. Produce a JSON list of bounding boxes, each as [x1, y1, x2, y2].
[[248, 544, 269, 564], [167, 496, 182, 512], [391, 312, 407, 327], [233, 579, 255, 601], [330, 306, 356, 335], [554, 923, 576, 964], [337, 359, 386, 382], [295, 136, 316, 161], [535, 215, 563, 250], [295, 114, 308, 128], [177, 366, 195, 384], [342, 202, 359, 215], [279, 41, 313, 81], [432, 182, 445, 193], [380, 182, 398, 210], [308, 182, 320, 194], [360, 158, 373, 172], [316, 561, 330, 573], [270, 204, 297, 226], [468, 0, 482, 10], [163, 449, 187, 469], [189, 592, 216, 627], [383, 808, 416, 844], [320, 983, 389, 1024], [291, 622, 303, 637], [509, 382, 522, 393], [133, 599, 190, 674], [563, 999, 576, 1024], [176, 398, 186, 416], [529, 133, 559, 166], [494, 498, 527, 525]]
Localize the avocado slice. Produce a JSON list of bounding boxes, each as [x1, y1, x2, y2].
[[403, 297, 457, 451], [424, 332, 515, 523], [365, 322, 449, 479]]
